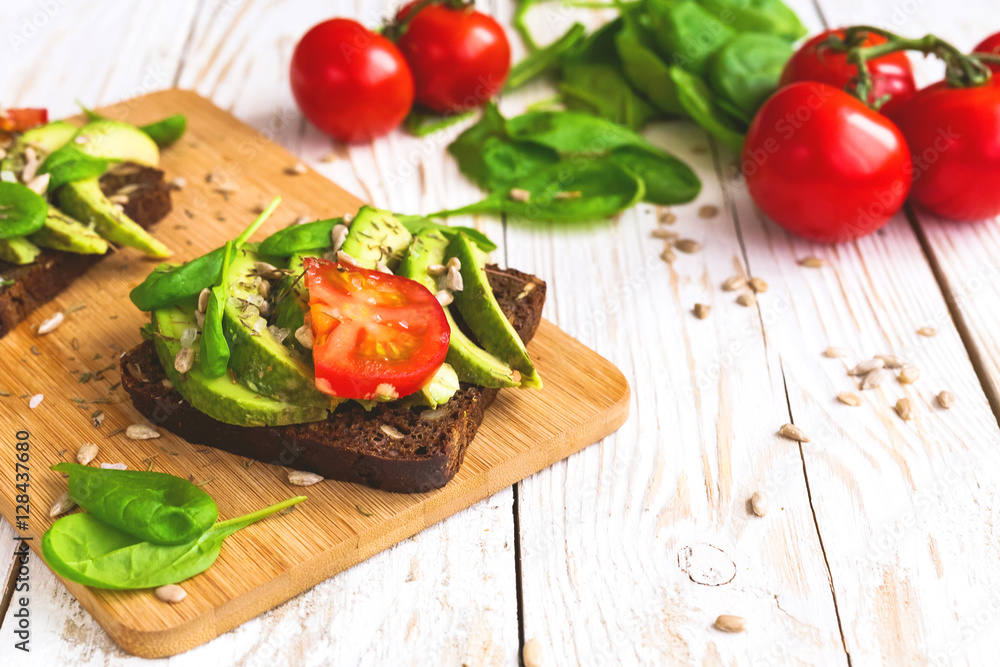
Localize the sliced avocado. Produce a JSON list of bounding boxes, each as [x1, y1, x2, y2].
[[73, 119, 159, 166], [29, 207, 108, 255], [152, 302, 328, 427], [339, 206, 412, 269], [271, 249, 320, 355], [398, 230, 520, 388], [420, 362, 460, 408], [0, 237, 41, 265], [448, 233, 541, 389], [21, 120, 77, 154], [57, 178, 170, 258], [223, 247, 338, 408]]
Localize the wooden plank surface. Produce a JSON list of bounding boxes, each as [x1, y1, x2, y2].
[[5, 0, 1000, 664], [0, 89, 629, 658]]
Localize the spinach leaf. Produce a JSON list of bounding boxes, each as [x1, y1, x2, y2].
[[610, 145, 701, 204], [0, 182, 48, 239], [507, 22, 587, 90], [698, 0, 806, 41], [558, 18, 657, 131], [51, 463, 218, 546], [41, 495, 306, 590], [396, 215, 497, 252], [670, 66, 746, 154], [512, 0, 554, 51], [39, 144, 115, 190], [140, 114, 187, 147], [647, 0, 736, 75], [258, 217, 342, 257], [615, 12, 684, 116], [434, 157, 645, 223], [707, 32, 793, 118], [506, 109, 649, 154], [199, 240, 233, 379]]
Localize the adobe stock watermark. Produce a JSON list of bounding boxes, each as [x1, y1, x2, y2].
[[7, 0, 72, 52]]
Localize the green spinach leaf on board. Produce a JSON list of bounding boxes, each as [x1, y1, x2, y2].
[[258, 217, 342, 257], [707, 32, 794, 118], [669, 66, 746, 154], [610, 145, 701, 205], [140, 114, 187, 147], [615, 11, 685, 116], [51, 463, 218, 546], [41, 496, 306, 589], [647, 0, 736, 76], [39, 144, 116, 190], [698, 0, 806, 41], [508, 22, 587, 90], [0, 182, 49, 239]]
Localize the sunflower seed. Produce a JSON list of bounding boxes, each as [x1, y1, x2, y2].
[[253, 262, 283, 280], [849, 358, 885, 376], [736, 292, 756, 307], [376, 261, 392, 274], [837, 391, 863, 407], [101, 462, 127, 470], [285, 162, 307, 175], [675, 238, 702, 254], [660, 247, 676, 264], [197, 288, 211, 313], [161, 378, 174, 389], [876, 354, 906, 369], [749, 277, 768, 293], [937, 391, 955, 408], [898, 365, 920, 384], [693, 303, 711, 320], [722, 275, 747, 292], [294, 325, 314, 349], [169, 176, 186, 190], [380, 424, 405, 439], [778, 423, 809, 442], [436, 290, 454, 306], [698, 204, 720, 219], [750, 491, 768, 517], [49, 492, 77, 518], [917, 326, 937, 337], [509, 188, 531, 202], [26, 172, 50, 195], [824, 346, 851, 358], [651, 228, 678, 240], [92, 410, 105, 427], [714, 614, 746, 633], [330, 223, 349, 251], [336, 250, 358, 267], [108, 194, 129, 205], [174, 346, 194, 374], [860, 368, 888, 390], [799, 257, 828, 268], [895, 397, 914, 421], [258, 280, 271, 299], [29, 394, 43, 409], [659, 211, 677, 225], [155, 584, 187, 604], [523, 638, 542, 667], [37, 311, 64, 335], [126, 424, 160, 440], [288, 470, 323, 486], [445, 266, 464, 292], [427, 264, 447, 277], [76, 442, 99, 465]]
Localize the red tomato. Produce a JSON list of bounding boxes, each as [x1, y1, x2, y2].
[[395, 2, 510, 113], [894, 81, 1000, 221], [779, 29, 916, 116], [304, 257, 450, 400], [290, 19, 414, 143], [973, 32, 1000, 74], [0, 108, 48, 132], [742, 82, 912, 243]]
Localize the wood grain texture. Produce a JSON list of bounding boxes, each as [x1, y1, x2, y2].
[[0, 90, 628, 658]]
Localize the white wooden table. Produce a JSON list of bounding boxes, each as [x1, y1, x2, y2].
[[3, 0, 1000, 664]]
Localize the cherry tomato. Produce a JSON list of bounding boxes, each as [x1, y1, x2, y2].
[[290, 19, 414, 143], [973, 32, 1000, 74], [395, 2, 510, 113], [779, 29, 916, 116], [0, 108, 48, 132], [894, 81, 1000, 221], [742, 82, 912, 243], [304, 257, 450, 400]]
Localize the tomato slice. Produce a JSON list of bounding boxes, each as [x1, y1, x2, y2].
[[304, 257, 450, 400], [0, 108, 48, 132]]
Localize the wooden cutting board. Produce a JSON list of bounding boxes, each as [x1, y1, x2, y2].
[[0, 90, 630, 658]]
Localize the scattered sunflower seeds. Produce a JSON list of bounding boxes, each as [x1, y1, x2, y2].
[[336, 250, 358, 267], [824, 347, 851, 358], [937, 391, 955, 409], [288, 470, 323, 486], [693, 303, 711, 320], [331, 223, 349, 251], [36, 311, 64, 335], [898, 365, 920, 384], [750, 491, 768, 517], [197, 288, 211, 313], [651, 228, 678, 240], [435, 290, 454, 306], [778, 423, 809, 442], [674, 238, 702, 254], [799, 257, 828, 268], [660, 247, 676, 264], [294, 325, 314, 349], [736, 292, 756, 307], [174, 346, 194, 374], [48, 492, 77, 518], [155, 584, 187, 604], [101, 462, 128, 470], [523, 638, 543, 667], [714, 614, 746, 633], [698, 204, 719, 219], [860, 368, 888, 391], [837, 391, 863, 407], [722, 275, 747, 292], [77, 442, 99, 465], [445, 266, 464, 292], [849, 358, 885, 376], [92, 410, 105, 427], [749, 277, 768, 293], [659, 211, 677, 225], [895, 397, 914, 421], [876, 354, 906, 369], [917, 326, 937, 337], [509, 188, 531, 202], [285, 162, 307, 175], [380, 424, 405, 440], [125, 424, 160, 440], [29, 394, 43, 409]]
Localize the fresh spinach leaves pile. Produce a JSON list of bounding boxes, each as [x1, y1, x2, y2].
[[42, 463, 305, 589], [510, 0, 805, 152], [437, 102, 701, 222]]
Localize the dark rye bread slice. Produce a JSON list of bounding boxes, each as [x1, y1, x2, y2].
[[121, 266, 546, 493], [0, 164, 172, 338]]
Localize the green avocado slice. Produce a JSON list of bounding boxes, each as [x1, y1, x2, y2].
[[398, 230, 520, 388], [339, 206, 412, 269], [0, 237, 41, 265], [223, 247, 337, 409], [29, 206, 108, 254], [271, 249, 320, 356], [152, 302, 328, 427], [448, 232, 541, 389]]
